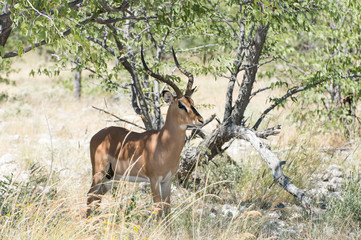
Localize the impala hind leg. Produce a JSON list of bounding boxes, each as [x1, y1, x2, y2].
[[86, 172, 107, 217], [86, 162, 113, 217]]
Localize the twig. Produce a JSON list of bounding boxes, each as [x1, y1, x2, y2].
[[186, 114, 216, 130], [341, 74, 361, 80], [251, 86, 271, 97], [175, 44, 221, 53], [187, 114, 217, 140], [92, 106, 146, 130]]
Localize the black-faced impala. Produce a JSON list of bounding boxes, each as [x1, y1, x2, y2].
[[86, 47, 204, 218]]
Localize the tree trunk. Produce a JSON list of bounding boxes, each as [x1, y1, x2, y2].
[[73, 69, 81, 99], [0, 2, 12, 47], [231, 23, 270, 124]]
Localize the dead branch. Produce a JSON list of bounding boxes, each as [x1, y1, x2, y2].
[[227, 125, 311, 209], [92, 106, 146, 130], [255, 125, 281, 139]]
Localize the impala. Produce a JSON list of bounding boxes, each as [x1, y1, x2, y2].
[[86, 47, 204, 218]]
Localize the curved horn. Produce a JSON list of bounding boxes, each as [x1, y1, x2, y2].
[[141, 45, 183, 98], [172, 47, 194, 97]]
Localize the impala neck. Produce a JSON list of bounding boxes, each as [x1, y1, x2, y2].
[[160, 106, 187, 146]]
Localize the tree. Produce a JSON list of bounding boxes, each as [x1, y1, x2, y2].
[[178, 0, 360, 209], [278, 0, 361, 137]]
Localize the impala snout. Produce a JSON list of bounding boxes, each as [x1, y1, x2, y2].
[[191, 105, 204, 126], [196, 115, 204, 125]]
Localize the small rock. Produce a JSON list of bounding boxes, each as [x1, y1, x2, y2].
[[221, 204, 240, 218], [268, 211, 282, 219], [0, 153, 15, 164], [329, 192, 343, 200], [326, 165, 343, 177], [323, 226, 335, 234], [0, 153, 29, 183], [262, 219, 287, 237], [330, 177, 343, 184], [322, 173, 331, 181], [327, 164, 342, 171], [329, 169, 343, 178]]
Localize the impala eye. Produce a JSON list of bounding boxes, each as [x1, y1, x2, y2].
[[178, 102, 187, 112]]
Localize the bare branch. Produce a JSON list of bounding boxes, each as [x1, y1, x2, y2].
[[66, 57, 130, 90], [207, 0, 239, 41], [250, 86, 271, 97], [174, 44, 221, 53], [130, 84, 142, 116], [253, 79, 326, 130], [91, 15, 157, 24], [341, 74, 361, 79], [3, 39, 48, 58], [86, 35, 116, 56], [112, 32, 153, 129], [92, 106, 146, 130], [144, 14, 158, 49]]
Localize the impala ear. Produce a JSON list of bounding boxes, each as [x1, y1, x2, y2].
[[162, 90, 175, 104], [188, 87, 197, 97]]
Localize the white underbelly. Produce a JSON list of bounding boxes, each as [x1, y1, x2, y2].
[[113, 174, 150, 183]]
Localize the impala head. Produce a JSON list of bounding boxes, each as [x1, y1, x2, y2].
[[141, 46, 204, 129], [162, 90, 203, 129]]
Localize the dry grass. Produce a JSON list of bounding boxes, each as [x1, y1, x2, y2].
[[1, 51, 361, 239]]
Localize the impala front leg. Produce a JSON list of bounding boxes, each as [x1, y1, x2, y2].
[[150, 178, 163, 219], [161, 179, 172, 217]]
